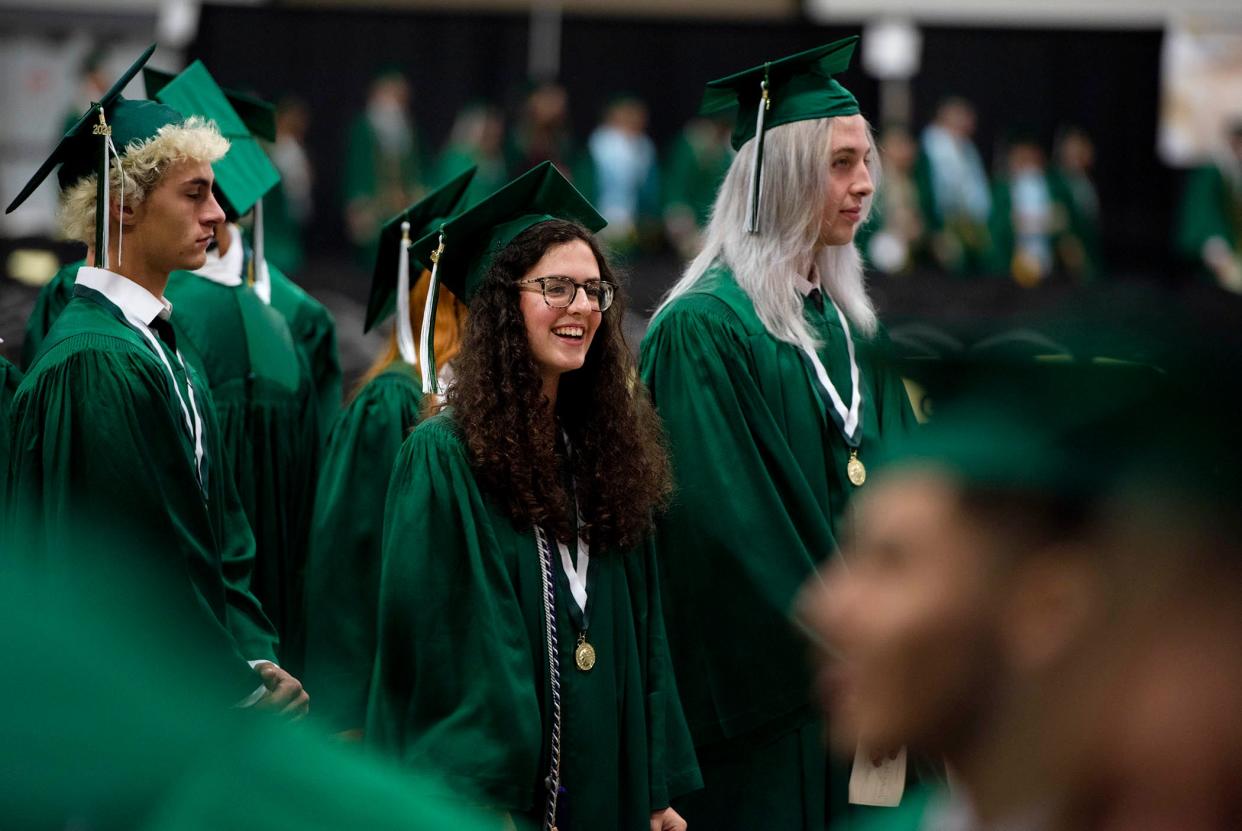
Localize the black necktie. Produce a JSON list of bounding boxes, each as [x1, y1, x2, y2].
[[807, 288, 825, 313], [150, 315, 178, 352]]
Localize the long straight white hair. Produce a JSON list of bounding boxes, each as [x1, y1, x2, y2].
[[656, 116, 882, 354]]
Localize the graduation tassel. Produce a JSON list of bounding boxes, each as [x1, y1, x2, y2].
[[108, 132, 124, 267], [251, 198, 271, 304], [395, 220, 418, 367], [744, 68, 770, 235], [93, 107, 112, 269], [418, 232, 445, 396]]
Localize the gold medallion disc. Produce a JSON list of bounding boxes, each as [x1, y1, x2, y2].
[[574, 637, 596, 672], [847, 451, 867, 487]]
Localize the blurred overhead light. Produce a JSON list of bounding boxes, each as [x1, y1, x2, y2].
[[862, 18, 921, 81]]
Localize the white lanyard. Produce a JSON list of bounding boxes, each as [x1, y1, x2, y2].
[[134, 322, 206, 490], [556, 530, 590, 617], [802, 296, 862, 443], [556, 431, 590, 617]]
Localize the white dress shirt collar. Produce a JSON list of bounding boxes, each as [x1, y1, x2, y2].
[[76, 266, 173, 327]]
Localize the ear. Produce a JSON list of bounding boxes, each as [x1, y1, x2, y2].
[[109, 193, 139, 229], [1002, 546, 1101, 674]]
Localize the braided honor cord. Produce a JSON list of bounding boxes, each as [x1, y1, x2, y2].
[[535, 526, 564, 831]]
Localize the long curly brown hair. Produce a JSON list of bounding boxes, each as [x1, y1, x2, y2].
[[446, 220, 671, 553]]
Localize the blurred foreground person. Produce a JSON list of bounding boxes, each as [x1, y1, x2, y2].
[[368, 163, 701, 830], [641, 37, 917, 829], [801, 347, 1152, 830], [4, 46, 301, 711], [303, 169, 475, 737], [0, 558, 496, 831], [1056, 320, 1242, 831]]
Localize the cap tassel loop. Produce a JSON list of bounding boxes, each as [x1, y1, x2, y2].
[[418, 231, 446, 396], [395, 220, 418, 367], [744, 67, 771, 235], [251, 198, 271, 304], [108, 133, 124, 267], [92, 108, 113, 269]]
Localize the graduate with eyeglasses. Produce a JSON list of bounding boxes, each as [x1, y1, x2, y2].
[[639, 37, 919, 829], [366, 163, 701, 830]]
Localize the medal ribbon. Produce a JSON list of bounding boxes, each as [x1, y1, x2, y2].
[[800, 295, 863, 448], [553, 431, 591, 632]]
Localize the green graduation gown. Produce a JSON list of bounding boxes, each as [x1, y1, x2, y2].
[[267, 263, 342, 444], [303, 361, 423, 732], [0, 356, 21, 481], [637, 263, 918, 828], [165, 266, 320, 670], [7, 282, 279, 688], [367, 412, 702, 830], [21, 258, 85, 370]]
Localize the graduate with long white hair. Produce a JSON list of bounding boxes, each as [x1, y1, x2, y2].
[[639, 36, 919, 830]]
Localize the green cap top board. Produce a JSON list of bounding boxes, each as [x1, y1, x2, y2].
[[364, 166, 478, 370], [144, 61, 279, 219]]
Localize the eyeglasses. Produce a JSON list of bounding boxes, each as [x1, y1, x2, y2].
[[518, 276, 615, 312]]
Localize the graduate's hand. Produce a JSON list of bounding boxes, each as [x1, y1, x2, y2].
[[253, 661, 309, 718], [650, 807, 687, 831]]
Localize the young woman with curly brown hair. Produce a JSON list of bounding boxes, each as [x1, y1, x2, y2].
[[366, 163, 701, 831]]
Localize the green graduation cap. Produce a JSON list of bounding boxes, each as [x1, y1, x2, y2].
[[700, 35, 861, 234], [144, 60, 280, 219], [363, 166, 478, 373], [408, 160, 607, 395], [5, 43, 181, 269]]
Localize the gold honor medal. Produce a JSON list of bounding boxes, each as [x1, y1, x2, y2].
[[574, 632, 596, 672], [847, 448, 867, 487]]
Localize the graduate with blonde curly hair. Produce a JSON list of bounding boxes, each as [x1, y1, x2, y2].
[[5, 46, 306, 712]]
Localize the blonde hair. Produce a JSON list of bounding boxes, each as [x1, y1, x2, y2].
[[657, 116, 882, 351], [58, 116, 229, 245]]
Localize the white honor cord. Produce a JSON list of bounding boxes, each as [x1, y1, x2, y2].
[[252, 199, 272, 304], [395, 221, 418, 366], [802, 298, 862, 439]]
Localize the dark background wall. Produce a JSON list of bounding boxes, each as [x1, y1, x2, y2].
[[193, 4, 1172, 279]]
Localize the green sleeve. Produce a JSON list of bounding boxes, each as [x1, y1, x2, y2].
[[304, 374, 423, 731], [195, 371, 281, 664], [367, 418, 542, 811], [21, 262, 82, 370], [625, 538, 704, 808], [638, 300, 840, 739], [6, 343, 263, 695]]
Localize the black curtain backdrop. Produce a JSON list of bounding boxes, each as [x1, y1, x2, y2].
[[193, 4, 1171, 278]]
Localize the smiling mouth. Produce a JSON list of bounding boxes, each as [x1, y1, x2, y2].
[[552, 325, 585, 342]]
